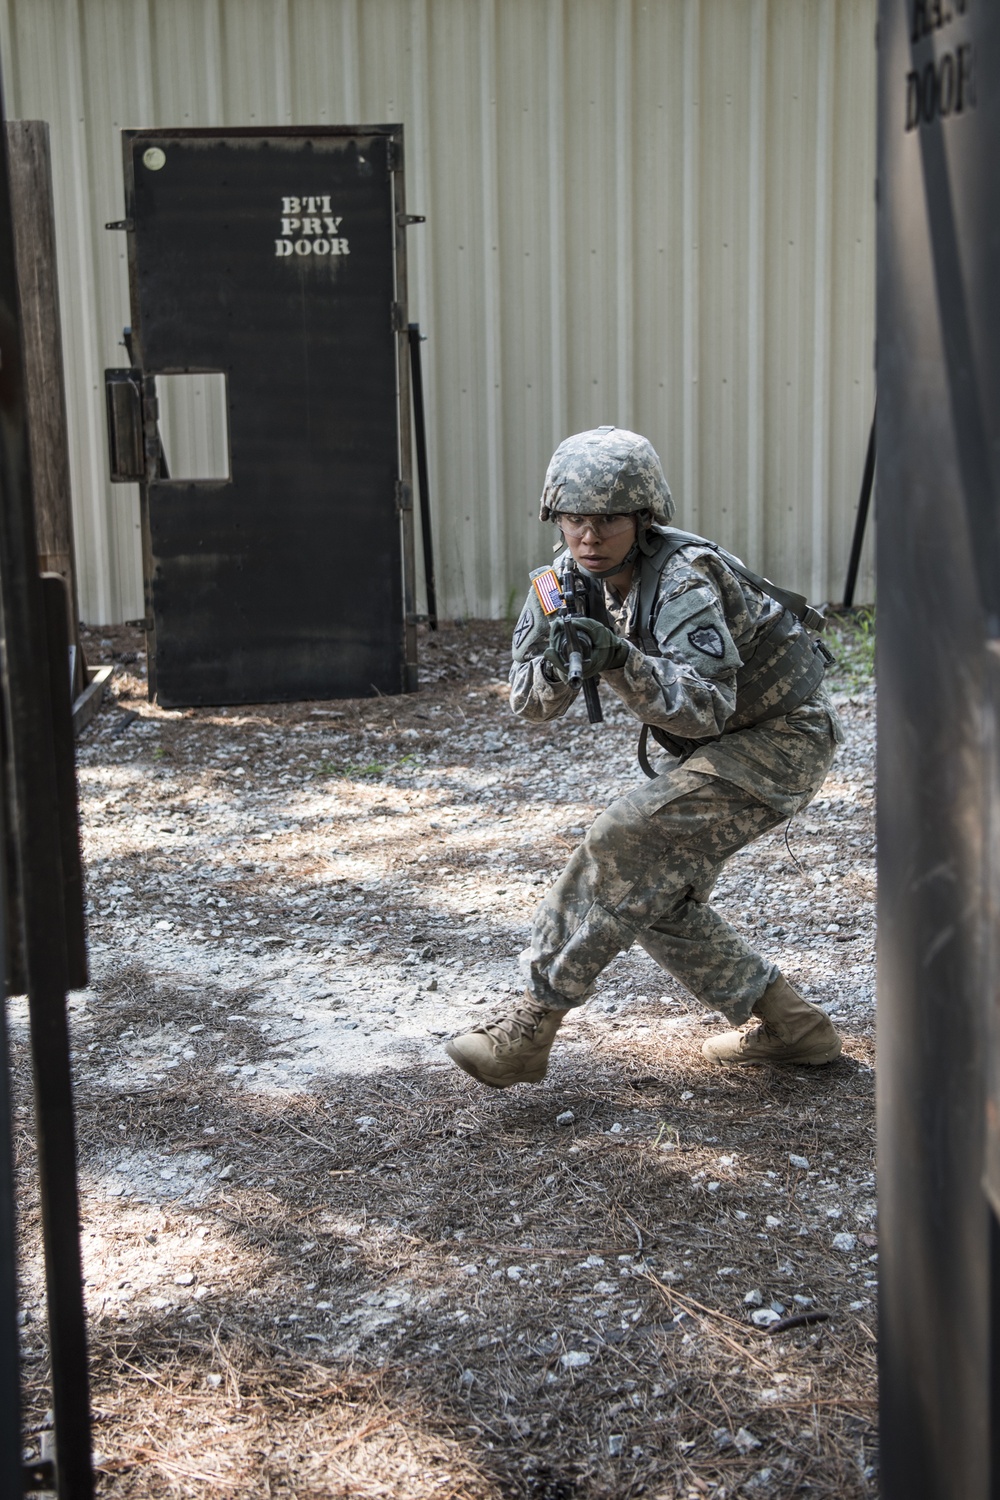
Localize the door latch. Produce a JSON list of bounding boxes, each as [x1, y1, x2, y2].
[[104, 369, 145, 482]]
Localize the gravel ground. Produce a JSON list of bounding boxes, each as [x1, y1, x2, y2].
[[13, 614, 876, 1498]]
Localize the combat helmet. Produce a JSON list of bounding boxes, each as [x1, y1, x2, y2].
[[539, 425, 674, 526]]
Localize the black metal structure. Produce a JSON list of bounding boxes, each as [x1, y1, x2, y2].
[[0, 82, 92, 1500], [878, 4, 1000, 1496], [106, 125, 418, 707], [842, 406, 876, 609], [407, 323, 437, 630]]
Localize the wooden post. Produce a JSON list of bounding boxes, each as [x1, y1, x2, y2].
[[5, 120, 86, 700]]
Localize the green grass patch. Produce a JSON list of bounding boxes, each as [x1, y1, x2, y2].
[[316, 759, 386, 780], [824, 606, 875, 692]]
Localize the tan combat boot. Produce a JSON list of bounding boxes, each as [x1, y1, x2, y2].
[[444, 994, 566, 1088], [701, 975, 842, 1066]]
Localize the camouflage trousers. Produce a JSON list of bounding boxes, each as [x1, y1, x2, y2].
[[524, 761, 830, 1023]]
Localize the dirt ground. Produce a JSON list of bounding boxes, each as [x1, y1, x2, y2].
[[13, 612, 876, 1499]]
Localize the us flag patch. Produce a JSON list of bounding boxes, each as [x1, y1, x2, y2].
[[530, 567, 564, 616]]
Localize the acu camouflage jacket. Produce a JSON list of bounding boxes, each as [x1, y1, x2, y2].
[[508, 527, 843, 817]]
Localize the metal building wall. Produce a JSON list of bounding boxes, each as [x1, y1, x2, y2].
[[0, 0, 876, 626]]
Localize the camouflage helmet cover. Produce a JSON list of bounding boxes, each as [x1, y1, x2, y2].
[[539, 425, 674, 525]]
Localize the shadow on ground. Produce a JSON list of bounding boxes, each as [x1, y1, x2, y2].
[[16, 996, 876, 1498]]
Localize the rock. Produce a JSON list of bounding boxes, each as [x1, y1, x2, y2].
[[713, 1427, 733, 1451], [556, 1110, 575, 1126], [789, 1153, 810, 1170], [751, 1308, 780, 1327], [217, 1165, 234, 1181], [734, 1427, 762, 1454], [832, 1231, 857, 1252], [608, 1435, 624, 1456], [174, 1273, 195, 1286], [560, 1350, 591, 1370], [746, 1467, 774, 1491], [743, 1289, 763, 1306], [426, 977, 438, 991]]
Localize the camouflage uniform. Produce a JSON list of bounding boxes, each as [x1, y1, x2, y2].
[[509, 537, 842, 1022]]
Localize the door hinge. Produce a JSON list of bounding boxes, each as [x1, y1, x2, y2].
[[387, 138, 403, 171], [406, 613, 429, 625], [391, 302, 408, 332], [395, 481, 412, 513], [105, 219, 134, 231], [125, 617, 154, 631], [396, 213, 426, 227]]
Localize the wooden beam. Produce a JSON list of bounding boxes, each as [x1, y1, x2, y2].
[[5, 120, 86, 699]]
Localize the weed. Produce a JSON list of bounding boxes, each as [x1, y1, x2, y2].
[[316, 760, 386, 780], [825, 606, 875, 693]]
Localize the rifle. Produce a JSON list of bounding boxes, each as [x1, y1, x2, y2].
[[528, 563, 604, 725], [561, 559, 604, 724]]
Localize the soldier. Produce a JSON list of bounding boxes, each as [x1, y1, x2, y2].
[[445, 425, 844, 1089]]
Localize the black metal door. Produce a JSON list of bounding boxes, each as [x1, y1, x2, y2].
[[112, 126, 416, 707], [877, 3, 1000, 1497]]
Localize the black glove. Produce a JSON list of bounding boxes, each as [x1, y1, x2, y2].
[[543, 616, 631, 681]]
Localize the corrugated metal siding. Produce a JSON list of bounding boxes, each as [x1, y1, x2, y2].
[[0, 0, 876, 625]]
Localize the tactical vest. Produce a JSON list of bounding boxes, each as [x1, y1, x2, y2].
[[583, 526, 832, 775]]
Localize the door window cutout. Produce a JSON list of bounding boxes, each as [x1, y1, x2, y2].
[[156, 371, 230, 481]]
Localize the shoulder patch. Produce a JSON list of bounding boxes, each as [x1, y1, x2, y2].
[[688, 624, 725, 658], [512, 605, 535, 651]]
